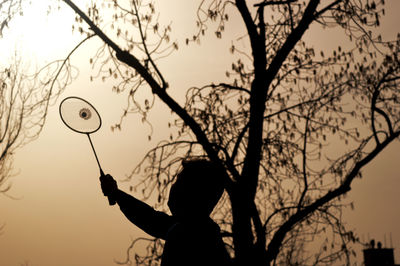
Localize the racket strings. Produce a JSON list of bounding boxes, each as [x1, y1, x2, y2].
[[59, 97, 101, 134]]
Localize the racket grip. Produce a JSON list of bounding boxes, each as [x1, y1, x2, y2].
[[100, 169, 117, 206]]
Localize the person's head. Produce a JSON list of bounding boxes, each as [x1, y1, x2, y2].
[[167, 159, 226, 219]]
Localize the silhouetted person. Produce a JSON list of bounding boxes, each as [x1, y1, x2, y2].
[[100, 159, 232, 266]]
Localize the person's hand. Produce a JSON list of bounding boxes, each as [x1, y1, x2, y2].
[[100, 174, 118, 198]]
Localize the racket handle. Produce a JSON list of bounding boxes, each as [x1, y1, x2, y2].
[[100, 169, 117, 206]]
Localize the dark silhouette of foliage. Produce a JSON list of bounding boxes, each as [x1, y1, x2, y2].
[[3, 0, 400, 265], [61, 0, 400, 265]]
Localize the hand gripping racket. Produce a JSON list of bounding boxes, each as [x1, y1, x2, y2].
[[59, 96, 116, 205]]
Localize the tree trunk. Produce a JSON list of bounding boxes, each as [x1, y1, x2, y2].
[[230, 184, 255, 266]]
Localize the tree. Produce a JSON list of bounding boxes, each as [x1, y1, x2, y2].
[[4, 0, 400, 265], [0, 0, 22, 37], [0, 55, 72, 196]]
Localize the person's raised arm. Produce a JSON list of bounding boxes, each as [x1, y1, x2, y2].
[[100, 174, 174, 239]]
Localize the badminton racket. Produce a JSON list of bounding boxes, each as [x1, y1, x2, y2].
[[59, 96, 116, 205]]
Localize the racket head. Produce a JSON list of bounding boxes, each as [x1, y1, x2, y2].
[[59, 96, 102, 134]]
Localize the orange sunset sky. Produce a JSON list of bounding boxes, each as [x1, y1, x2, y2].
[[1, 1, 400, 265]]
